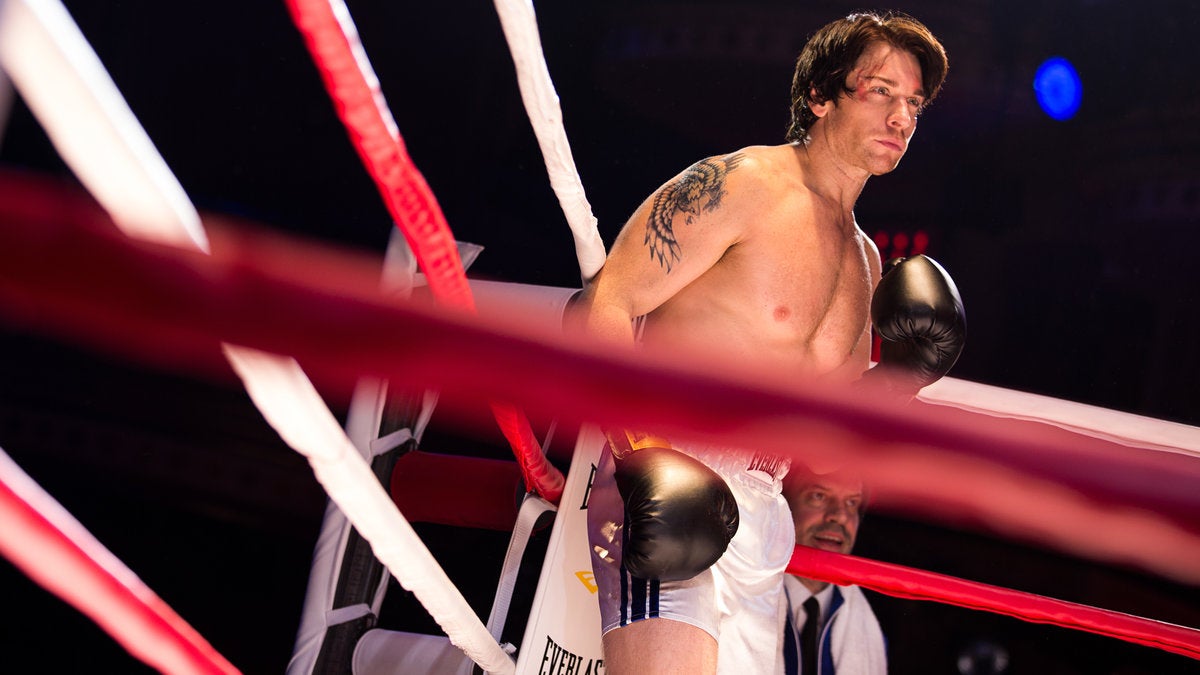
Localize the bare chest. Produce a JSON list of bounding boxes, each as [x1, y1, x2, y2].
[[645, 219, 874, 374]]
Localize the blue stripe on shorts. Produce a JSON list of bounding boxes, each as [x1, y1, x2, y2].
[[620, 568, 660, 626]]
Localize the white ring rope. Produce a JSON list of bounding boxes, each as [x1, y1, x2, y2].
[[0, 1, 512, 672], [0, 0, 208, 252], [920, 377, 1200, 458], [491, 0, 606, 282], [222, 348, 514, 674]]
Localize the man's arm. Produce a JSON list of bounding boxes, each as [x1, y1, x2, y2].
[[572, 151, 757, 582], [574, 151, 754, 344]]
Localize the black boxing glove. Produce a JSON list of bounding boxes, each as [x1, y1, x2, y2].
[[606, 430, 739, 582], [865, 254, 965, 396]]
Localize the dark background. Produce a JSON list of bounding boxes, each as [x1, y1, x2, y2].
[[1, 1, 1198, 673]]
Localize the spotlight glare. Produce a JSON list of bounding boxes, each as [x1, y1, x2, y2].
[[1034, 57, 1083, 121]]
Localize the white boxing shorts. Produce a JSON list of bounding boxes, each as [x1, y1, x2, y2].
[[587, 443, 795, 674]]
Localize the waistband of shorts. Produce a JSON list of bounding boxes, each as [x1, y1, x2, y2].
[[671, 445, 790, 483]]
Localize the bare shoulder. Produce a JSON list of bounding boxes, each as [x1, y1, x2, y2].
[[669, 144, 790, 179], [621, 144, 804, 276], [681, 144, 801, 210], [641, 145, 787, 241], [711, 144, 797, 185], [732, 143, 800, 168]]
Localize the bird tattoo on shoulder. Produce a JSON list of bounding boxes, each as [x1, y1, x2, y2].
[[644, 152, 743, 273]]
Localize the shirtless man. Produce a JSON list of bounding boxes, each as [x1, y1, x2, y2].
[[577, 12, 961, 674]]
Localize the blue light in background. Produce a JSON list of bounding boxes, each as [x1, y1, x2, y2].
[[1034, 57, 1083, 121]]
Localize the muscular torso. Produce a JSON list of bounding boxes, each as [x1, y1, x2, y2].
[[582, 144, 879, 383], [643, 217, 873, 380], [647, 173, 874, 379]]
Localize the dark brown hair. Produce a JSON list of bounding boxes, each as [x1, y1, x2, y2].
[[786, 11, 948, 142]]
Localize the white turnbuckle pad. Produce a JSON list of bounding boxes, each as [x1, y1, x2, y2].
[[513, 425, 607, 674]]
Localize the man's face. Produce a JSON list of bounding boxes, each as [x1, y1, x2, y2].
[[810, 41, 927, 176], [786, 471, 864, 555]]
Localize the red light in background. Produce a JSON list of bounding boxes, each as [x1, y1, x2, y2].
[[871, 228, 934, 361], [873, 230, 889, 251], [913, 230, 929, 255], [873, 229, 932, 262], [890, 232, 909, 260]]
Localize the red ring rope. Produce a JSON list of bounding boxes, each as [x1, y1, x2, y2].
[[0, 453, 239, 674], [1, 171, 1197, 558], [283, 0, 563, 503], [0, 172, 1198, 659], [788, 547, 1200, 661]]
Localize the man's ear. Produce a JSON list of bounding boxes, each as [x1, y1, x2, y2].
[[809, 87, 831, 118]]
